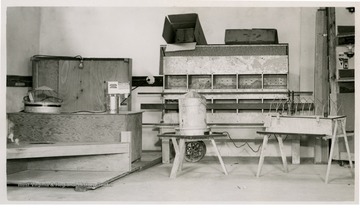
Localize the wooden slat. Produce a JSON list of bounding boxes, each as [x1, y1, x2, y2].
[[7, 170, 122, 188], [257, 131, 326, 137], [6, 160, 27, 175], [164, 112, 267, 124], [25, 153, 130, 172], [143, 123, 264, 127], [141, 103, 314, 110], [162, 44, 289, 57], [7, 143, 129, 159], [163, 56, 288, 75]]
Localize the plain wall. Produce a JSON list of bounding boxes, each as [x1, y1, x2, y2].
[[37, 7, 308, 90], [6, 7, 41, 112]]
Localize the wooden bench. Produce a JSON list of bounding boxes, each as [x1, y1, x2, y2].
[[256, 115, 354, 183]]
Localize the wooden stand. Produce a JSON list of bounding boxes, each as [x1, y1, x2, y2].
[[158, 133, 228, 178], [256, 116, 354, 184]]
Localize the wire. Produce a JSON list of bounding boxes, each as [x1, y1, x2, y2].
[[246, 141, 262, 153], [120, 86, 139, 105], [132, 86, 139, 91], [221, 131, 262, 153]]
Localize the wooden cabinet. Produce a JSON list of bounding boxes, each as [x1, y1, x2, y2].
[[32, 57, 132, 112]]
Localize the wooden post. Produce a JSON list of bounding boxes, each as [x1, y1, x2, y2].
[[314, 8, 330, 163], [327, 7, 340, 164], [291, 136, 300, 165], [160, 127, 171, 164], [327, 7, 338, 116]]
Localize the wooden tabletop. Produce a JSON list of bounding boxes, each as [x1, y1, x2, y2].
[[257, 131, 326, 137], [269, 115, 346, 120], [158, 133, 227, 139]]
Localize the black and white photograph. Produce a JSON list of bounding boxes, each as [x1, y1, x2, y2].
[[0, 0, 359, 205]]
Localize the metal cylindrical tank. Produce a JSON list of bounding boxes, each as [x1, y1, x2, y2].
[[178, 91, 208, 135], [23, 86, 62, 114]]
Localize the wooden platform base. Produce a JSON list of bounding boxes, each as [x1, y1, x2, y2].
[[7, 170, 121, 191], [7, 151, 162, 191]]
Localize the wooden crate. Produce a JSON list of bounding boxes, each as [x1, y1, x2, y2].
[[225, 29, 278, 45]]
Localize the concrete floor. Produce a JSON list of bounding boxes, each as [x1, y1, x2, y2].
[[6, 157, 356, 203]]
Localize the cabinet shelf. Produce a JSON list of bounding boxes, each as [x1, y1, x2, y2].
[[164, 73, 288, 91], [336, 79, 354, 82]]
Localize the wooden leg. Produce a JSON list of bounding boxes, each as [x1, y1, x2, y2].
[[325, 120, 338, 184], [340, 119, 353, 173], [171, 138, 179, 154], [291, 136, 300, 165], [256, 134, 269, 178], [178, 139, 186, 171], [177, 139, 186, 172], [161, 138, 170, 164], [277, 135, 288, 173], [210, 139, 228, 175], [170, 139, 181, 179]]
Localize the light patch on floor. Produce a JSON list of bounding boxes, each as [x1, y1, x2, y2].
[[6, 157, 356, 203]]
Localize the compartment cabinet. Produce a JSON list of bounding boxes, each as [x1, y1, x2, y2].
[[160, 44, 290, 125], [32, 57, 132, 113]]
